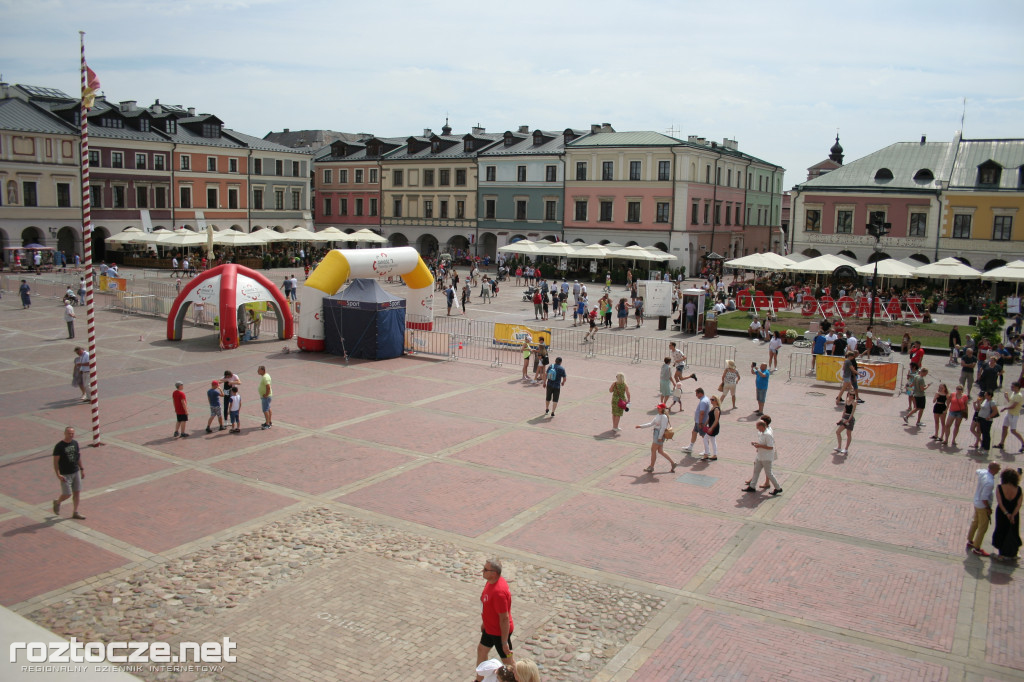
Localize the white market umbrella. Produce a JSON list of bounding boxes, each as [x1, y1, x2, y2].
[[498, 240, 539, 255], [641, 245, 677, 262], [854, 258, 918, 279], [154, 228, 207, 247], [105, 227, 148, 245], [724, 252, 794, 272], [213, 230, 268, 247], [571, 243, 617, 259], [912, 256, 982, 280], [610, 244, 666, 262], [263, 226, 318, 243], [981, 260, 1024, 282], [315, 227, 348, 241], [783, 253, 856, 275], [532, 241, 580, 257], [347, 228, 387, 244]]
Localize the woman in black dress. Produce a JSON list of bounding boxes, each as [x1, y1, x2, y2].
[[993, 468, 1022, 562]]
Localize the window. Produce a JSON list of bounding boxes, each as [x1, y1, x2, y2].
[[102, 117, 124, 129], [805, 209, 821, 232], [545, 200, 557, 221], [485, 166, 495, 182], [455, 169, 466, 186], [89, 150, 100, 166], [393, 198, 402, 217], [994, 216, 1013, 241], [369, 198, 377, 216], [111, 152, 123, 168], [254, 158, 262, 175], [658, 160, 670, 181], [165, 119, 176, 134], [369, 169, 377, 183], [485, 199, 496, 219], [207, 187, 217, 208], [600, 200, 613, 222], [629, 161, 641, 181], [135, 153, 146, 169], [978, 162, 1001, 185], [627, 201, 641, 222], [392, 170, 403, 187], [292, 161, 300, 177], [725, 205, 732, 226], [516, 200, 527, 220], [576, 162, 587, 180], [714, 203, 721, 225], [252, 188, 263, 209], [874, 168, 894, 181], [517, 166, 526, 182], [355, 169, 363, 183], [291, 190, 300, 210], [274, 190, 284, 210], [456, 200, 465, 218], [339, 169, 348, 184], [423, 169, 434, 186], [703, 203, 710, 224], [602, 161, 613, 180], [207, 157, 217, 172], [90, 185, 102, 208], [180, 155, 190, 171], [180, 186, 192, 209], [355, 198, 363, 216], [154, 186, 167, 208], [909, 213, 926, 237], [546, 165, 557, 182], [727, 169, 732, 186], [229, 158, 238, 173], [275, 160, 283, 176], [691, 202, 699, 224], [202, 123, 220, 138], [952, 214, 971, 239], [440, 200, 448, 218], [868, 210, 887, 229], [323, 169, 333, 184], [575, 200, 587, 221], [705, 166, 711, 183], [110, 185, 126, 208], [656, 202, 670, 223], [323, 198, 333, 216], [836, 210, 853, 234], [338, 198, 347, 216], [139, 119, 149, 132], [717, 168, 722, 185], [228, 188, 238, 209], [424, 200, 434, 219], [57, 183, 71, 208], [439, 169, 450, 186]]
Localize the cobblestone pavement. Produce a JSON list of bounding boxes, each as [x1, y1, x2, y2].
[[1, 269, 1022, 681]]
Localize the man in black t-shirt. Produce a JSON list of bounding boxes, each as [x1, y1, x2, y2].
[[52, 426, 86, 520]]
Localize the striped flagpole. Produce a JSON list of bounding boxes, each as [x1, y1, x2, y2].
[[80, 31, 102, 446]]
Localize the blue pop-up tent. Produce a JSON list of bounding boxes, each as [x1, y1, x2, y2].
[[322, 278, 405, 359]]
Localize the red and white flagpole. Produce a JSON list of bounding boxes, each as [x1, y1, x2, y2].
[[80, 31, 102, 446]]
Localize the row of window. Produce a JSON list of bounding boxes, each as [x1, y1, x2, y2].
[[483, 165, 560, 183], [804, 209, 1014, 241], [390, 169, 467, 188], [2, 180, 71, 208], [482, 199, 560, 221], [573, 160, 672, 182], [952, 214, 1014, 241], [322, 197, 379, 217], [322, 168, 378, 185], [390, 198, 466, 220], [86, 184, 301, 211], [87, 151, 302, 176], [573, 199, 671, 224]]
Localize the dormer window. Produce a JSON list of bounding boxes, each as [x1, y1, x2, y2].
[[978, 160, 1002, 185], [464, 139, 475, 152], [874, 168, 893, 182], [367, 143, 378, 157], [563, 129, 576, 145], [913, 168, 934, 183], [202, 123, 221, 138], [165, 119, 177, 134], [102, 117, 124, 129], [534, 131, 544, 145], [432, 139, 440, 153], [504, 132, 515, 147], [139, 119, 150, 132]]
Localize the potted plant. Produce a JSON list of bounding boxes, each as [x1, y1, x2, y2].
[[784, 329, 798, 344]]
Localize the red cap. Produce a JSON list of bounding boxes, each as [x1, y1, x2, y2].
[[211, 380, 219, 387], [656, 403, 667, 410]]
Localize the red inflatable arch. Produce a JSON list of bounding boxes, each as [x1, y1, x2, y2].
[[166, 263, 293, 349]]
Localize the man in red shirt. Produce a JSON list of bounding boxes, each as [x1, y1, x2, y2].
[[910, 341, 925, 368], [172, 382, 190, 438], [476, 558, 514, 679]]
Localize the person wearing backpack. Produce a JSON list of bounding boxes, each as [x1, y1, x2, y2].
[[544, 356, 567, 418]]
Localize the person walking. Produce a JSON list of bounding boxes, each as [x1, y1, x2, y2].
[[446, 284, 456, 315], [532, 336, 549, 384], [943, 384, 969, 447], [637, 403, 675, 473], [72, 347, 90, 402], [19, 279, 31, 309], [670, 342, 687, 383], [634, 297, 645, 328], [838, 351, 860, 405], [741, 419, 782, 496], [903, 367, 931, 427], [616, 298, 629, 329], [767, 331, 782, 371], [992, 468, 1022, 562], [960, 348, 977, 395], [719, 359, 740, 409], [996, 381, 1024, 452], [752, 362, 770, 415], [978, 357, 1002, 398], [228, 387, 242, 433], [609, 373, 631, 432], [835, 390, 857, 454], [52, 426, 86, 520], [172, 382, 190, 438], [659, 357, 674, 404], [543, 356, 566, 418], [973, 390, 999, 452], [931, 383, 949, 441], [681, 387, 712, 456], [475, 558, 515, 679], [700, 395, 721, 461], [206, 380, 225, 433], [461, 282, 471, 314], [968, 462, 1001, 556], [222, 370, 241, 421], [258, 365, 273, 429]]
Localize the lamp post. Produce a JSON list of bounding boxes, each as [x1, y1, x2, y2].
[[865, 216, 891, 329]]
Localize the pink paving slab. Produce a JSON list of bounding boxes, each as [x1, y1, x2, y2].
[[426, 386, 563, 424], [338, 461, 559, 537], [35, 393, 170, 432], [0, 367, 69, 393], [0, 516, 129, 606], [213, 435, 414, 494], [987, 567, 1024, 671], [501, 493, 743, 589], [816, 443, 979, 497], [396, 359, 508, 386], [710, 528, 963, 652], [633, 605, 949, 681], [328, 374, 464, 405], [0, 417, 67, 455], [77, 470, 296, 553], [331, 409, 497, 455], [112, 419, 292, 460], [250, 390, 388, 429]]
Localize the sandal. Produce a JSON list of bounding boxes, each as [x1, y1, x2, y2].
[[708, 456, 718, 461], [644, 466, 654, 473], [670, 464, 676, 473]]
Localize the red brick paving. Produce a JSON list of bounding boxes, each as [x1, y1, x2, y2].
[[332, 409, 498, 455], [633, 605, 950, 681], [0, 416, 66, 455], [213, 435, 413, 494], [987, 570, 1024, 670], [427, 385, 564, 424], [254, 390, 388, 429], [815, 443, 979, 496], [710, 529, 963, 651], [37, 393, 170, 432], [112, 421, 293, 460], [330, 374, 465, 404], [501, 493, 742, 589], [78, 470, 296, 553], [0, 516, 128, 606], [338, 461, 560, 537]]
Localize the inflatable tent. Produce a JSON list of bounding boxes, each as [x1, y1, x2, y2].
[[166, 263, 293, 349], [297, 247, 433, 351], [322, 279, 405, 360]]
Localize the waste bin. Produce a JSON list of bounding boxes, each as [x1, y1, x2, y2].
[[703, 318, 718, 338], [658, 315, 668, 331]]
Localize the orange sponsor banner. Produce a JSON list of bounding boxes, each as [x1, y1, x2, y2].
[[815, 355, 899, 390]]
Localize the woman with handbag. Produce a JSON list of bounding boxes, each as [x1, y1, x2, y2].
[[637, 403, 675, 474], [609, 373, 631, 432], [700, 396, 721, 461], [943, 384, 969, 447]]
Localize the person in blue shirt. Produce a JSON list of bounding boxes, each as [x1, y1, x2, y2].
[[205, 380, 225, 433], [752, 362, 770, 415], [812, 329, 827, 369], [544, 357, 568, 418]]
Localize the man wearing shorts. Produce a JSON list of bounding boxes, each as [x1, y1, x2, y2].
[[903, 367, 931, 426], [960, 348, 977, 395], [476, 558, 514, 679], [52, 426, 86, 519], [172, 382, 190, 438], [670, 342, 687, 382], [206, 380, 225, 433], [997, 381, 1024, 453], [258, 365, 273, 429], [544, 357, 567, 418]]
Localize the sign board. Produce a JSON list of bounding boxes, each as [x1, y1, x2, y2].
[[493, 323, 552, 348], [1008, 297, 1021, 315], [815, 355, 899, 391], [638, 280, 674, 317]]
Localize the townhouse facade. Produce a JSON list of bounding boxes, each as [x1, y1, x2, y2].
[[789, 133, 1024, 269], [312, 136, 403, 234]]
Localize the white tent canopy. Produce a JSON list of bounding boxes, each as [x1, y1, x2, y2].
[[854, 258, 919, 279], [724, 252, 795, 271], [105, 227, 148, 245], [913, 256, 982, 280], [981, 260, 1024, 282], [213, 230, 268, 247], [783, 253, 856, 274], [347, 228, 388, 244]]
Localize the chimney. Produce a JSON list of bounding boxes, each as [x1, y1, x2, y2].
[[423, 128, 432, 137], [472, 126, 486, 135], [119, 100, 137, 113], [0, 82, 8, 100], [151, 99, 163, 115], [921, 134, 926, 144], [697, 137, 706, 146], [711, 141, 718, 149], [722, 138, 738, 150], [591, 124, 601, 134], [518, 125, 529, 134], [187, 107, 195, 116]]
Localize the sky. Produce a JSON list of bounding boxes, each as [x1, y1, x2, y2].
[[2, 0, 1022, 187]]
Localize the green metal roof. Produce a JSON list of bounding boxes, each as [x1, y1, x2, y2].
[[568, 131, 682, 147], [795, 141, 956, 191], [948, 139, 1024, 190]]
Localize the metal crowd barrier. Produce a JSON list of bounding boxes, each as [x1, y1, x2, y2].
[[788, 351, 905, 396]]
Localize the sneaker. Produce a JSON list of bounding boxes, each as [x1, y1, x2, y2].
[[544, 409, 549, 415], [71, 512, 86, 520], [973, 548, 991, 557], [770, 488, 783, 496], [550, 412, 555, 417], [261, 423, 270, 430], [966, 542, 975, 551], [219, 426, 227, 431], [173, 432, 180, 438], [682, 445, 693, 453], [206, 427, 213, 434], [180, 432, 190, 438], [840, 449, 847, 454], [52, 499, 61, 515]]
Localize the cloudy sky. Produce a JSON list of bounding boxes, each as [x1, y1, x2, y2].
[[2, 0, 1022, 186]]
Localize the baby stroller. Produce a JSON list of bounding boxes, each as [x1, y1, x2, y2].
[[522, 285, 538, 302], [947, 345, 962, 367]]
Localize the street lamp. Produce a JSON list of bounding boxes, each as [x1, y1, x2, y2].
[[865, 215, 891, 330]]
